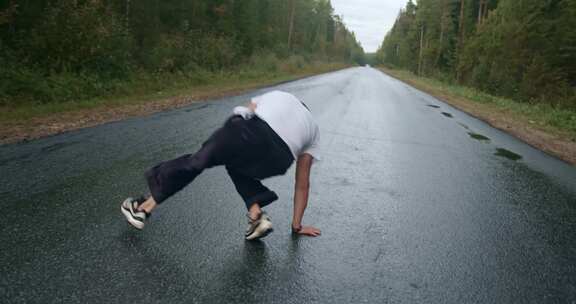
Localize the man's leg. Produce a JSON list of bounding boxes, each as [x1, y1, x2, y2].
[[122, 117, 249, 229], [221, 118, 294, 239], [122, 148, 215, 229], [226, 167, 279, 240], [138, 196, 157, 213], [226, 166, 279, 214], [144, 116, 257, 207], [145, 148, 215, 207], [226, 167, 280, 240]]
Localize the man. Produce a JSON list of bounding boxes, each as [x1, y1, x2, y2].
[[121, 90, 321, 240]]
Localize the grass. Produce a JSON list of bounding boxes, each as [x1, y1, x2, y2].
[[0, 62, 347, 124], [381, 67, 576, 141]]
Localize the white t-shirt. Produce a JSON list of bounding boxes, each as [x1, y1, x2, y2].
[[251, 91, 320, 160]]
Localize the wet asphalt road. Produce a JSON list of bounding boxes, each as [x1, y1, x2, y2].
[[1, 67, 576, 303]]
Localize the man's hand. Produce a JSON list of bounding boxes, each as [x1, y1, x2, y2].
[[293, 225, 321, 237], [233, 106, 254, 120]]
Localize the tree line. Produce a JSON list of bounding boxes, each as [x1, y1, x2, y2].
[[377, 0, 576, 109], [0, 0, 365, 104]]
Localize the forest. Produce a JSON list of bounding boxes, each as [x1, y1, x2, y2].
[[377, 0, 576, 109], [0, 0, 365, 105]]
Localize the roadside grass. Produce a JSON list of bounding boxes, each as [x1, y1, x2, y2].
[[0, 62, 347, 124], [381, 67, 576, 141]]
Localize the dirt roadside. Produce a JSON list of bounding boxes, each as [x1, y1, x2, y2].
[[0, 93, 217, 145], [380, 69, 576, 166], [0, 70, 334, 145]]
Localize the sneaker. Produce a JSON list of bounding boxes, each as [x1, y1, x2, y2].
[[245, 212, 273, 240], [121, 197, 150, 230]]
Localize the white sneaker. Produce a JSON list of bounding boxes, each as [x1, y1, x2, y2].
[[245, 212, 273, 240], [120, 197, 150, 230]]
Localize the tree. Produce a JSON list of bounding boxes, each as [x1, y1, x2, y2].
[[287, 0, 296, 50], [0, 0, 366, 104]]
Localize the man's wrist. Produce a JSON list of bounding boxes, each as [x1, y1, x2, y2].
[[291, 224, 302, 233]]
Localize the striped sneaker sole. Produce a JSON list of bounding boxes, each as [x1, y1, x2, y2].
[[245, 217, 273, 240], [121, 198, 146, 230]]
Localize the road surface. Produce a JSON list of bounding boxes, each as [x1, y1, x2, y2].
[[1, 67, 575, 303]]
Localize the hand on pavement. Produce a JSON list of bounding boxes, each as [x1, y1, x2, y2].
[[232, 106, 255, 120], [295, 225, 321, 237]]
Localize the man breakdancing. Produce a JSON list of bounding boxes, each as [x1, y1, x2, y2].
[[121, 90, 321, 240]]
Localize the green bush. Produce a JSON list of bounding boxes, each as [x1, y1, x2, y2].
[[0, 0, 361, 107], [248, 51, 280, 73], [183, 32, 240, 71], [280, 55, 307, 73]]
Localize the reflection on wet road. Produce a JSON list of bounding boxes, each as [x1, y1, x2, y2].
[[1, 67, 575, 303]]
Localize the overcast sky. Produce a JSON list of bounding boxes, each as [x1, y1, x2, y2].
[[331, 0, 408, 53]]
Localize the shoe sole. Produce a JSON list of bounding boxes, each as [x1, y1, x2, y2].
[[121, 202, 144, 230], [245, 220, 273, 240]]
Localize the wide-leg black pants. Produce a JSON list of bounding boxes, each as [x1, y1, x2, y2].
[[145, 115, 294, 209]]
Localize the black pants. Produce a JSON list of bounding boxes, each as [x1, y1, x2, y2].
[[145, 116, 294, 209]]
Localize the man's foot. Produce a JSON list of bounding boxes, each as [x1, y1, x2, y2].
[[121, 197, 150, 230], [245, 212, 273, 240]]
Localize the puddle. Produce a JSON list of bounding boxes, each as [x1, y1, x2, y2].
[[335, 177, 354, 186], [41, 141, 80, 153], [441, 112, 453, 118], [410, 283, 420, 289], [185, 104, 210, 112], [458, 123, 470, 130], [494, 148, 522, 161], [468, 132, 490, 141], [427, 104, 440, 108]]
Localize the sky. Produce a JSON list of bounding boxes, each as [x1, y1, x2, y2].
[[330, 0, 408, 53]]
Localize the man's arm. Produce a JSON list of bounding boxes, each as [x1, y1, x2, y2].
[[292, 153, 321, 236]]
